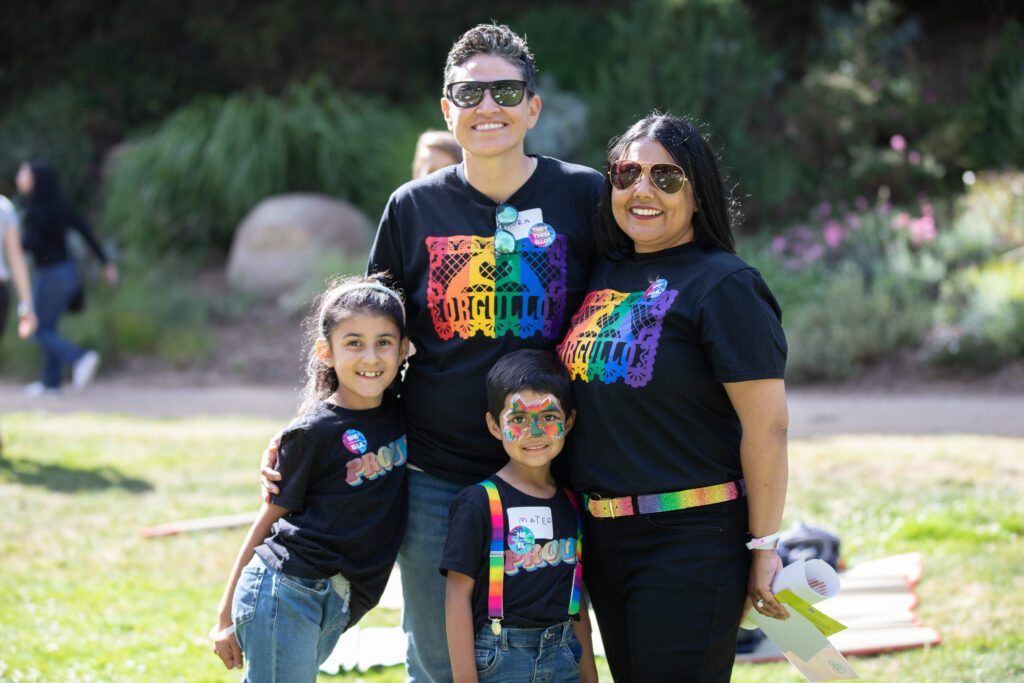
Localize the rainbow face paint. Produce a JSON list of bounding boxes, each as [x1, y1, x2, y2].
[[501, 394, 566, 443]]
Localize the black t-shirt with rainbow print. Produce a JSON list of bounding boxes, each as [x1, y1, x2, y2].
[[369, 156, 602, 484], [557, 242, 787, 496]]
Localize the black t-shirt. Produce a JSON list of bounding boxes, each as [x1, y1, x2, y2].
[[440, 476, 581, 632], [256, 396, 407, 627], [21, 201, 109, 267], [368, 156, 602, 485], [556, 242, 787, 496]]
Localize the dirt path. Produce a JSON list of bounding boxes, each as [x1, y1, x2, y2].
[[3, 376, 1023, 437]]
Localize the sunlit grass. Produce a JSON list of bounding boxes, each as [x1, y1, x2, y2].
[[1, 414, 1021, 681]]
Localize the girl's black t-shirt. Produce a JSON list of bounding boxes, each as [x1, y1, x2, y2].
[[257, 395, 407, 627]]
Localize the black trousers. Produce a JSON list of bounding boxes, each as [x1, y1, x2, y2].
[[584, 497, 750, 682]]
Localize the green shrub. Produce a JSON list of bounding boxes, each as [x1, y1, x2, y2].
[[547, 0, 798, 212], [937, 171, 1024, 267], [745, 168, 1024, 380], [102, 76, 420, 258], [929, 259, 1024, 367], [962, 21, 1024, 171], [780, 0, 956, 209], [0, 84, 95, 206]]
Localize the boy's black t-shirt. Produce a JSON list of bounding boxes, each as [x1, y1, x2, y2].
[[368, 156, 602, 485], [257, 396, 407, 627], [556, 242, 787, 496], [440, 475, 581, 632]]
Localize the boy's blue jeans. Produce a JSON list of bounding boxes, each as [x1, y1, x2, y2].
[[233, 555, 351, 683], [473, 620, 583, 682]]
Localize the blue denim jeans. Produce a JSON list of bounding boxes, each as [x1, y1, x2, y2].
[[32, 261, 85, 388], [232, 555, 351, 683], [474, 621, 582, 682], [398, 468, 467, 682]]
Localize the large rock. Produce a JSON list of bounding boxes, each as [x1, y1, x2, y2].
[[227, 193, 373, 299]]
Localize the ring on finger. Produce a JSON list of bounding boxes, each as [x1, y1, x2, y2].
[[755, 598, 765, 609]]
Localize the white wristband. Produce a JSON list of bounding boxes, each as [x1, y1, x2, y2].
[[209, 624, 235, 641], [746, 533, 780, 550]]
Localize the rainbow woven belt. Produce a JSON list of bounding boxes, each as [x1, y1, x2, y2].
[[586, 479, 746, 518]]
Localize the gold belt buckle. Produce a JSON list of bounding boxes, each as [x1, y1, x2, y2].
[[589, 494, 613, 518]]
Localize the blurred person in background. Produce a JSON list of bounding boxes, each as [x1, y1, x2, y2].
[[16, 160, 117, 396], [0, 193, 37, 340], [412, 129, 463, 179], [0, 192, 37, 454]]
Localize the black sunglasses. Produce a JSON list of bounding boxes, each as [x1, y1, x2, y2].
[[446, 80, 531, 108], [608, 160, 689, 194]]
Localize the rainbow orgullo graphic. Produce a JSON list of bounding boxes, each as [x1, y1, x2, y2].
[[558, 287, 677, 388], [425, 234, 568, 340]]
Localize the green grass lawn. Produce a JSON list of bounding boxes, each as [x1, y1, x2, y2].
[[1, 412, 1022, 682]]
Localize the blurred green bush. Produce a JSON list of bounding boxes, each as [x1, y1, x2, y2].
[[746, 171, 1024, 381], [518, 0, 799, 215], [961, 21, 1024, 172], [102, 76, 421, 258], [0, 84, 95, 206]]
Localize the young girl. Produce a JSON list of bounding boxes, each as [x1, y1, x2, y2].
[[212, 275, 409, 681]]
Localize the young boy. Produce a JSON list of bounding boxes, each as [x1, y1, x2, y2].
[[440, 349, 598, 682]]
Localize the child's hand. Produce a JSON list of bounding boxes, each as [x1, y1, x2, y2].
[[210, 625, 243, 670], [260, 432, 283, 501]]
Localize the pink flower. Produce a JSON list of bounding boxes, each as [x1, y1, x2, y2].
[[802, 243, 825, 264], [890, 134, 907, 152], [771, 235, 788, 253], [817, 202, 832, 218], [845, 213, 862, 230], [892, 212, 911, 229], [920, 202, 934, 217], [823, 220, 844, 247], [908, 215, 936, 243], [855, 196, 869, 211], [908, 151, 921, 165]]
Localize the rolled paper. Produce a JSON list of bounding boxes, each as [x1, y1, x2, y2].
[[773, 559, 840, 604], [741, 558, 841, 630]]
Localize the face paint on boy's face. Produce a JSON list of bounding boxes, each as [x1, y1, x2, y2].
[[501, 394, 566, 443]]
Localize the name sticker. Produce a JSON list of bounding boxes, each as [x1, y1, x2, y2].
[[506, 208, 544, 241], [506, 506, 553, 540]]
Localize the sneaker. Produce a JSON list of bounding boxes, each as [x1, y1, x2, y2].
[[71, 350, 101, 390], [25, 381, 61, 398]]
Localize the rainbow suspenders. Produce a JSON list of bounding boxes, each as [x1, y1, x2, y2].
[[478, 479, 583, 635]]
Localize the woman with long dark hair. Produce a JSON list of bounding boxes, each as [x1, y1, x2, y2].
[[557, 113, 790, 682], [16, 160, 117, 395]]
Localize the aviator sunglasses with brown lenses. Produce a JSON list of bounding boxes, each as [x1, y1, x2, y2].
[[608, 160, 689, 194]]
